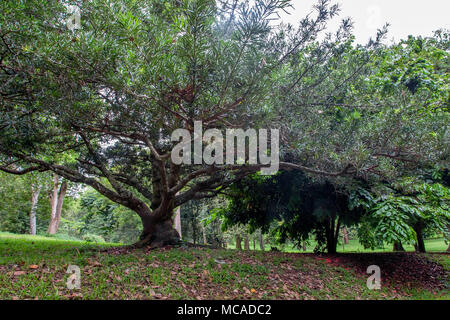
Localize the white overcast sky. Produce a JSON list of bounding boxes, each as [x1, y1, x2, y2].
[[277, 0, 450, 44]]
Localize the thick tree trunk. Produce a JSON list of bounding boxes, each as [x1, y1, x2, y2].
[[393, 241, 405, 252], [135, 211, 180, 248], [48, 176, 67, 234], [30, 185, 41, 235], [244, 234, 250, 250], [133, 160, 181, 248], [413, 223, 426, 253], [327, 237, 337, 254], [235, 235, 242, 250], [259, 232, 264, 251]]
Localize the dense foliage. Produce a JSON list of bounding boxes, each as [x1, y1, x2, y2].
[[221, 171, 366, 253], [0, 0, 448, 248], [351, 177, 449, 252]]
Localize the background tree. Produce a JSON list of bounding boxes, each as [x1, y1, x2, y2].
[[29, 183, 41, 235], [351, 177, 449, 253], [60, 188, 142, 243], [0, 0, 370, 247], [272, 30, 448, 185], [0, 171, 77, 235], [0, 173, 31, 233], [47, 174, 69, 234], [221, 170, 365, 253]]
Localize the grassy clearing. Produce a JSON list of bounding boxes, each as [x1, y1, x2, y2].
[[1, 232, 448, 300], [228, 238, 448, 253]]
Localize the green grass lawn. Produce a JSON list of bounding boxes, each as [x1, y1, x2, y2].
[[228, 237, 448, 253], [0, 232, 448, 300]]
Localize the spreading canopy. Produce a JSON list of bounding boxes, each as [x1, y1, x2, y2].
[[1, 0, 447, 245]]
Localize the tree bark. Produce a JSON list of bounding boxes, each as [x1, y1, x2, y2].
[[413, 223, 426, 253], [327, 237, 337, 254], [202, 225, 207, 245], [191, 207, 197, 244], [174, 206, 182, 240], [135, 206, 181, 248], [30, 184, 41, 235], [133, 160, 181, 248], [48, 175, 67, 234], [244, 234, 250, 250], [327, 241, 337, 254], [342, 226, 349, 244], [393, 241, 405, 252], [47, 174, 59, 233], [325, 216, 340, 254], [259, 232, 264, 251], [54, 180, 67, 231], [235, 234, 242, 250]]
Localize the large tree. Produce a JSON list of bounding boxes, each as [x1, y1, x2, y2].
[[47, 174, 69, 234], [1, 0, 445, 247], [0, 0, 352, 246]]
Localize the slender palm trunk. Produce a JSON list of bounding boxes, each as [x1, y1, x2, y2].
[[259, 232, 264, 251], [202, 226, 207, 245], [191, 209, 197, 244], [48, 177, 67, 235], [235, 235, 242, 250], [244, 234, 250, 250], [342, 227, 349, 244], [174, 206, 182, 240], [30, 184, 41, 235], [54, 181, 67, 231], [47, 174, 59, 234]]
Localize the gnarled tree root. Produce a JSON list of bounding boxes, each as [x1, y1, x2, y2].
[[132, 220, 181, 249]]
